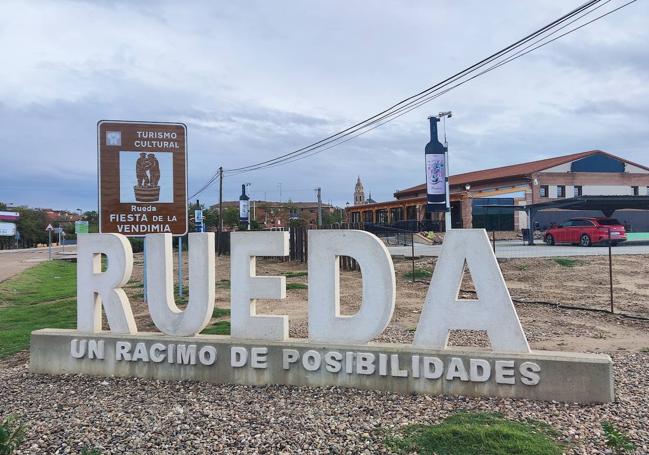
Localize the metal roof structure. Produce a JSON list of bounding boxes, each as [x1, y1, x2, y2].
[[528, 195, 649, 216], [394, 150, 649, 199], [525, 195, 649, 244]]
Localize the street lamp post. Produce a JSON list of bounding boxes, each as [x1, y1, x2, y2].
[[438, 111, 452, 232]]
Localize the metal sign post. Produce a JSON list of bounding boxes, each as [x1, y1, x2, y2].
[[178, 237, 183, 298], [46, 224, 54, 260], [143, 239, 147, 303]]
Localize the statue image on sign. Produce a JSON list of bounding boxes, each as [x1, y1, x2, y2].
[[134, 153, 161, 202], [118, 151, 174, 204]]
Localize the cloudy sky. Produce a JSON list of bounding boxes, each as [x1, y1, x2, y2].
[[1, 0, 648, 210]]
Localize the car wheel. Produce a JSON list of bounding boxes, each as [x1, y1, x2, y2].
[[580, 234, 591, 247], [545, 234, 554, 246], [611, 242, 618, 247]]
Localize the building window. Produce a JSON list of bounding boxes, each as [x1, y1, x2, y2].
[[574, 185, 583, 197], [632, 186, 639, 196], [406, 205, 418, 220], [539, 185, 549, 198], [557, 185, 566, 198]]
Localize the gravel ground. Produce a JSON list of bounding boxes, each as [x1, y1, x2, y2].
[[3, 255, 649, 453], [1, 326, 648, 454]]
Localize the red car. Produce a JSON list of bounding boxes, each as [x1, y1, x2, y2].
[[544, 217, 626, 247]]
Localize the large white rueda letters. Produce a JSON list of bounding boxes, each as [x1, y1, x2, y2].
[[230, 231, 290, 341], [44, 230, 614, 403], [308, 230, 396, 344], [145, 233, 215, 336], [77, 233, 136, 334], [414, 229, 530, 353]]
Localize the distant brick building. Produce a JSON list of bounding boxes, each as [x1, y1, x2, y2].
[[346, 150, 649, 231], [216, 200, 339, 229], [40, 209, 81, 223]]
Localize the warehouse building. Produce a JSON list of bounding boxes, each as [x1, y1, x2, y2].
[[346, 150, 649, 231]]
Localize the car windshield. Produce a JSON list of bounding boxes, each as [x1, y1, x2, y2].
[[597, 218, 622, 226]]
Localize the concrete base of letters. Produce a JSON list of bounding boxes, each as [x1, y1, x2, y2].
[[30, 329, 614, 404]]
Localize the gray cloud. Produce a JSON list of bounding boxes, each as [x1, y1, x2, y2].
[[1, 0, 648, 210]]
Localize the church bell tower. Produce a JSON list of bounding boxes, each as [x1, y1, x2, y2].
[[354, 176, 365, 206]]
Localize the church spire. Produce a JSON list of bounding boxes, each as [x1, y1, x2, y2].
[[354, 176, 365, 206]]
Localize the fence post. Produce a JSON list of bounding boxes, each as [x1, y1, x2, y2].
[[608, 227, 614, 313], [411, 232, 415, 283]]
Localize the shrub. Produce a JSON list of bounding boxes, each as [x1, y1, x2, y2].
[[386, 412, 564, 455], [0, 415, 26, 455], [602, 421, 635, 454]]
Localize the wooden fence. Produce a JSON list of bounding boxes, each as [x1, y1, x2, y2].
[[216, 224, 362, 271]]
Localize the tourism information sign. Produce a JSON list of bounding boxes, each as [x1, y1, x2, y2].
[[29, 229, 614, 404], [97, 121, 188, 236]]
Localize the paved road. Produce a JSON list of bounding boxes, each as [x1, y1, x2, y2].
[[389, 240, 649, 258], [0, 246, 76, 283]]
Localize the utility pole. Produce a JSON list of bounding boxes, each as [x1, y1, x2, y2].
[[218, 166, 224, 231], [438, 111, 453, 232], [218, 166, 223, 255], [315, 187, 322, 226]]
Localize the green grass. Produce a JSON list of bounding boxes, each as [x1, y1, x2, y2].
[[602, 422, 635, 454], [403, 267, 433, 280], [0, 414, 26, 455], [286, 282, 308, 290], [213, 307, 230, 318], [386, 412, 565, 455], [282, 271, 308, 278], [0, 261, 79, 359], [0, 260, 76, 305], [80, 448, 102, 455], [201, 320, 230, 335], [0, 298, 77, 359], [553, 258, 579, 267], [216, 279, 230, 289]]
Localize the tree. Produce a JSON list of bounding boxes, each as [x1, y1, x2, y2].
[[323, 210, 343, 226], [78, 211, 99, 233], [16, 207, 49, 248], [203, 207, 219, 231], [223, 207, 240, 229]]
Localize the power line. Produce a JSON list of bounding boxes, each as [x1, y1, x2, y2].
[[224, 0, 634, 176], [191, 0, 605, 196], [238, 0, 639, 174], [225, 0, 634, 176], [190, 0, 636, 197], [223, 0, 604, 175]]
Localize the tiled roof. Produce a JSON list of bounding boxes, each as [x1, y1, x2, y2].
[[395, 150, 649, 198]]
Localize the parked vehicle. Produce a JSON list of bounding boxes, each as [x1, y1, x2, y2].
[[544, 217, 626, 247]]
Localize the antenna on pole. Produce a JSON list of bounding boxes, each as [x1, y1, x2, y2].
[[437, 111, 453, 232]]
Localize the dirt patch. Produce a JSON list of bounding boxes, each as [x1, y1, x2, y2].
[[116, 252, 649, 354]]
